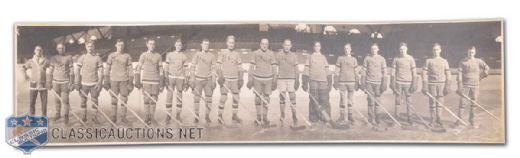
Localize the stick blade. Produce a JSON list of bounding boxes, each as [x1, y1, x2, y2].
[[430, 127, 447, 133], [289, 125, 307, 131]]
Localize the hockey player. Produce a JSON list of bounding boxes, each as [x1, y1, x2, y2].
[[302, 41, 333, 123], [164, 39, 189, 125], [75, 41, 103, 124], [246, 38, 277, 127], [217, 35, 244, 126], [389, 42, 418, 125], [333, 43, 359, 124], [103, 39, 134, 124], [48, 43, 74, 124], [275, 39, 300, 126], [360, 43, 388, 127], [422, 43, 451, 128], [190, 38, 217, 125], [455, 46, 490, 129], [135, 38, 164, 125], [22, 45, 50, 117]]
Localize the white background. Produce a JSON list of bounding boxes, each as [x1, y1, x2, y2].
[[0, 0, 517, 157]]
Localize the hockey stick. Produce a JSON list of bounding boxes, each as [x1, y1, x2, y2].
[[425, 92, 468, 126], [218, 83, 257, 128], [249, 88, 278, 128], [107, 89, 150, 128], [408, 104, 432, 129], [361, 89, 403, 127], [307, 92, 349, 129], [50, 90, 87, 127], [458, 93, 499, 121], [277, 90, 312, 128], [338, 90, 374, 128], [162, 86, 190, 126], [141, 89, 183, 126], [79, 90, 119, 128]]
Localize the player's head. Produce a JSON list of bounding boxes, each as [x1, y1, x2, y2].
[[282, 39, 292, 53], [146, 38, 156, 52], [34, 45, 43, 57], [115, 39, 125, 53], [370, 43, 379, 55], [399, 42, 408, 56], [56, 43, 66, 55], [468, 46, 476, 58], [201, 38, 210, 52], [432, 43, 442, 57], [226, 35, 236, 50], [174, 39, 183, 52], [313, 41, 321, 53], [260, 38, 269, 52], [344, 43, 352, 55], [85, 40, 95, 54]]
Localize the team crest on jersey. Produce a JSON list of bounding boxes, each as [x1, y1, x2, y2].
[[6, 114, 48, 154]]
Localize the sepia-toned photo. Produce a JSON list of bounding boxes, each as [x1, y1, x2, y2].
[[13, 20, 505, 145]]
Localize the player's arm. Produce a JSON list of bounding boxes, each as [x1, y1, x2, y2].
[[68, 57, 75, 86], [46, 59, 54, 90], [380, 58, 388, 92], [164, 54, 170, 77], [271, 54, 278, 79], [409, 57, 418, 93], [325, 58, 332, 91], [103, 54, 112, 90], [443, 60, 451, 95], [480, 59, 490, 79], [237, 54, 244, 88], [294, 55, 300, 90], [96, 57, 104, 90], [301, 55, 310, 91], [159, 56, 164, 91], [360, 57, 368, 90], [134, 54, 144, 88], [22, 60, 31, 80], [390, 58, 397, 91], [246, 52, 256, 89], [127, 55, 134, 90], [457, 61, 463, 94], [74, 55, 83, 89], [421, 59, 429, 94]]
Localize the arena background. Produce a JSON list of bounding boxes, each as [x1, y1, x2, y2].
[[14, 21, 504, 144]]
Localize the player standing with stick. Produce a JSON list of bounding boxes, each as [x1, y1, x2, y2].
[[135, 38, 164, 125], [164, 39, 189, 125], [389, 42, 418, 126], [360, 43, 388, 127], [75, 41, 104, 124], [275, 39, 300, 127], [217, 35, 244, 126], [455, 46, 490, 129], [422, 43, 451, 129], [333, 43, 359, 125], [48, 43, 74, 124], [246, 38, 277, 127], [103, 39, 134, 124], [190, 38, 217, 125]]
